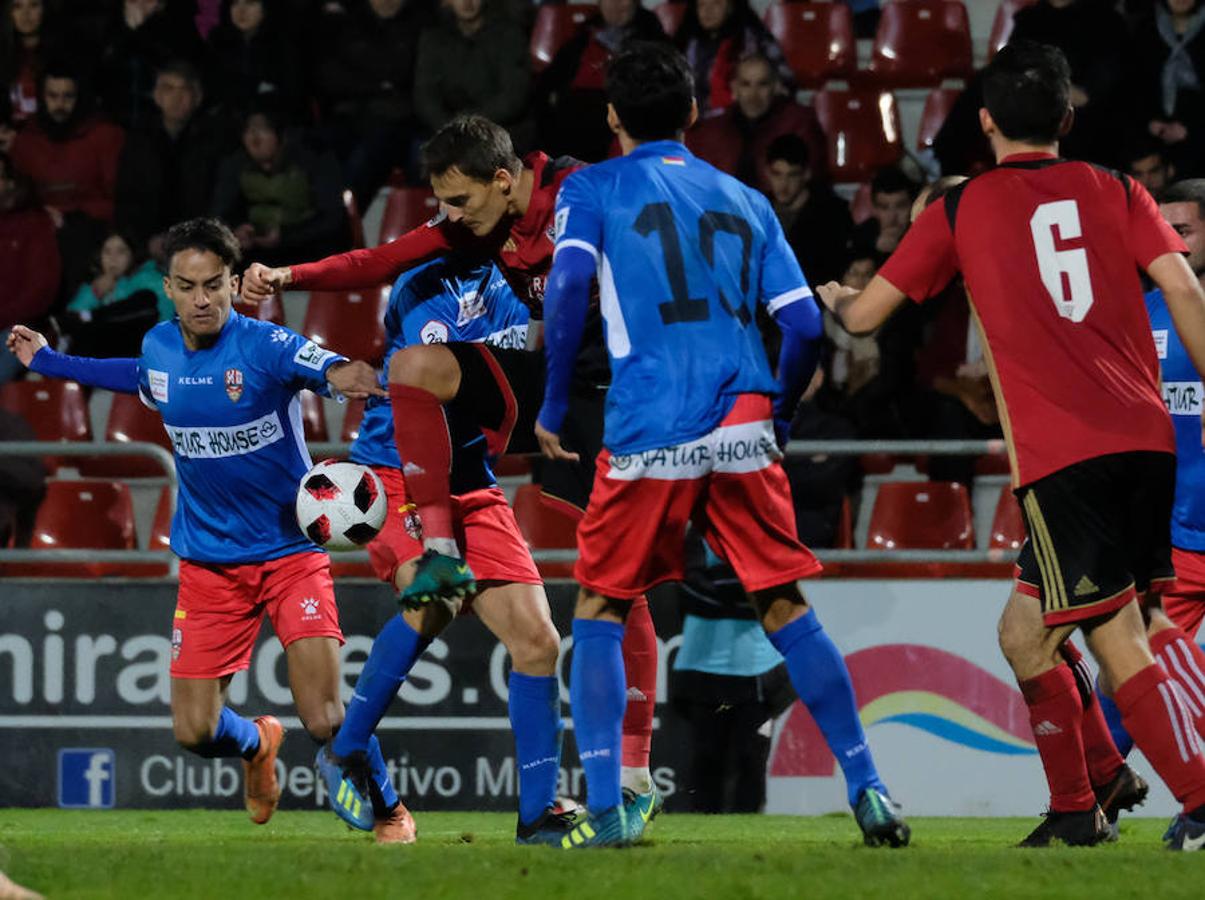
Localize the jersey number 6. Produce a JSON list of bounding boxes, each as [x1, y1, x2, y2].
[[1029, 199, 1095, 323]]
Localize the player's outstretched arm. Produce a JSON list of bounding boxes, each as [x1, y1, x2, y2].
[[817, 275, 908, 335], [324, 360, 389, 400], [6, 325, 139, 393], [534, 245, 594, 463]]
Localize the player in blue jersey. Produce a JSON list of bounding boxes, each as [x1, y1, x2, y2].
[[531, 42, 909, 848], [4, 219, 418, 841], [315, 254, 580, 845]]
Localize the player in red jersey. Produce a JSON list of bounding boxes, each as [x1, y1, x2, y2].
[[242, 116, 662, 813], [821, 41, 1205, 850]]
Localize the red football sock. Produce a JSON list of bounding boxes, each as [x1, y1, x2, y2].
[[1060, 641, 1124, 786], [1151, 627, 1205, 739], [389, 384, 454, 545], [1018, 665, 1096, 812], [621, 595, 657, 769], [1115, 663, 1205, 813]]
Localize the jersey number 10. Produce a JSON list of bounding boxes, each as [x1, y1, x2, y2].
[[1029, 199, 1095, 323], [635, 202, 754, 327]]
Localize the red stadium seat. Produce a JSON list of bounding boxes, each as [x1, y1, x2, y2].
[[511, 483, 578, 577], [493, 455, 532, 477], [302, 287, 389, 365], [233, 291, 285, 325], [763, 1, 856, 86], [867, 0, 972, 87], [150, 486, 173, 553], [917, 86, 961, 152], [529, 3, 596, 72], [867, 481, 974, 550], [343, 189, 366, 250], [0, 379, 91, 472], [76, 392, 172, 478], [2, 480, 139, 577], [300, 390, 329, 442], [813, 87, 902, 182], [989, 487, 1025, 550], [340, 398, 366, 443], [850, 182, 873, 224], [653, 0, 686, 36], [835, 495, 853, 549], [377, 187, 440, 246], [988, 0, 1036, 59]]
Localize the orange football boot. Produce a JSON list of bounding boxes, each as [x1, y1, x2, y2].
[[373, 802, 418, 845], [243, 715, 285, 824]]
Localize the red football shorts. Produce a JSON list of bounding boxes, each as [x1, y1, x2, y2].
[[172, 550, 343, 679], [574, 393, 821, 599], [367, 466, 541, 588], [1164, 546, 1205, 638]]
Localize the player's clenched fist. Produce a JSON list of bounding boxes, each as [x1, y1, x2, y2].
[[5, 325, 48, 368], [242, 262, 292, 305], [816, 281, 858, 312], [325, 360, 388, 400]]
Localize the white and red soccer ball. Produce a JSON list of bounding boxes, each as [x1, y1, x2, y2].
[[295, 460, 387, 551]]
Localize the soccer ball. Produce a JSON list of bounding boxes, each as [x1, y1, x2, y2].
[[296, 460, 387, 551]]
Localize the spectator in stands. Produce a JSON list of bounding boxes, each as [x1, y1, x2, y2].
[[930, 72, 994, 178], [686, 53, 827, 191], [0, 152, 59, 383], [414, 0, 533, 151], [675, 0, 793, 115], [762, 134, 851, 286], [206, 0, 306, 126], [115, 59, 229, 258], [210, 105, 350, 268], [1130, 0, 1205, 178], [0, 407, 46, 549], [537, 0, 666, 162], [1124, 133, 1177, 194], [1009, 2, 1130, 167], [97, 0, 205, 129], [314, 0, 426, 207], [849, 166, 917, 264], [10, 60, 124, 297], [2, 0, 70, 128], [58, 230, 170, 357]]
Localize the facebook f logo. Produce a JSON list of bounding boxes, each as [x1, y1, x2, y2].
[[58, 749, 116, 809]]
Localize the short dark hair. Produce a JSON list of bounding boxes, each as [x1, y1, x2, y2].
[[1122, 133, 1170, 169], [162, 218, 241, 271], [155, 58, 202, 90], [421, 115, 521, 182], [1158, 179, 1205, 218], [870, 166, 918, 200], [765, 133, 810, 169], [606, 41, 694, 141], [982, 41, 1071, 145], [39, 57, 80, 92]]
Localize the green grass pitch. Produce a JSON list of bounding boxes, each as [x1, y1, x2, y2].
[[0, 810, 1196, 899]]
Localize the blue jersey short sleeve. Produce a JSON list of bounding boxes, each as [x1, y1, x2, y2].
[[1147, 288, 1205, 550], [562, 142, 789, 455], [139, 313, 326, 564]]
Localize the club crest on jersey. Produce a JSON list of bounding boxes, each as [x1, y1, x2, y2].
[[224, 368, 244, 402], [421, 320, 450, 344]]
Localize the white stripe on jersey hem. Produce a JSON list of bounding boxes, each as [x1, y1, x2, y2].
[[766, 285, 813, 315], [555, 239, 600, 264]]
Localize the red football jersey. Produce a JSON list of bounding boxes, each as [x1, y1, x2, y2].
[[289, 152, 580, 317], [879, 153, 1184, 487]]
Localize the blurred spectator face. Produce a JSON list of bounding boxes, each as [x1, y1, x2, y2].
[[446, 0, 481, 22], [1166, 0, 1200, 15], [696, 0, 731, 32], [370, 0, 404, 18], [871, 188, 911, 234], [765, 158, 807, 207], [242, 113, 281, 167], [11, 0, 43, 38], [1129, 152, 1174, 195], [125, 0, 162, 25], [1160, 200, 1205, 275], [0, 157, 16, 211], [842, 256, 877, 291], [153, 72, 200, 129], [41, 76, 77, 124], [599, 0, 637, 28], [230, 0, 265, 34], [732, 57, 776, 121], [100, 234, 134, 278]]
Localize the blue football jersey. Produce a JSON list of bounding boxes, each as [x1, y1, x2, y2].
[[137, 312, 346, 563], [349, 257, 529, 484], [1147, 288, 1205, 550], [554, 141, 813, 454]]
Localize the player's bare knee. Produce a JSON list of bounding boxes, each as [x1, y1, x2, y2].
[[388, 344, 459, 400], [507, 621, 560, 675], [300, 704, 342, 744]]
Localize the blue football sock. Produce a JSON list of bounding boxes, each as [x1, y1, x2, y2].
[[333, 614, 429, 758], [509, 672, 563, 826], [570, 618, 626, 815], [1095, 676, 1134, 757], [364, 734, 400, 812], [768, 609, 885, 807], [192, 706, 261, 759]]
